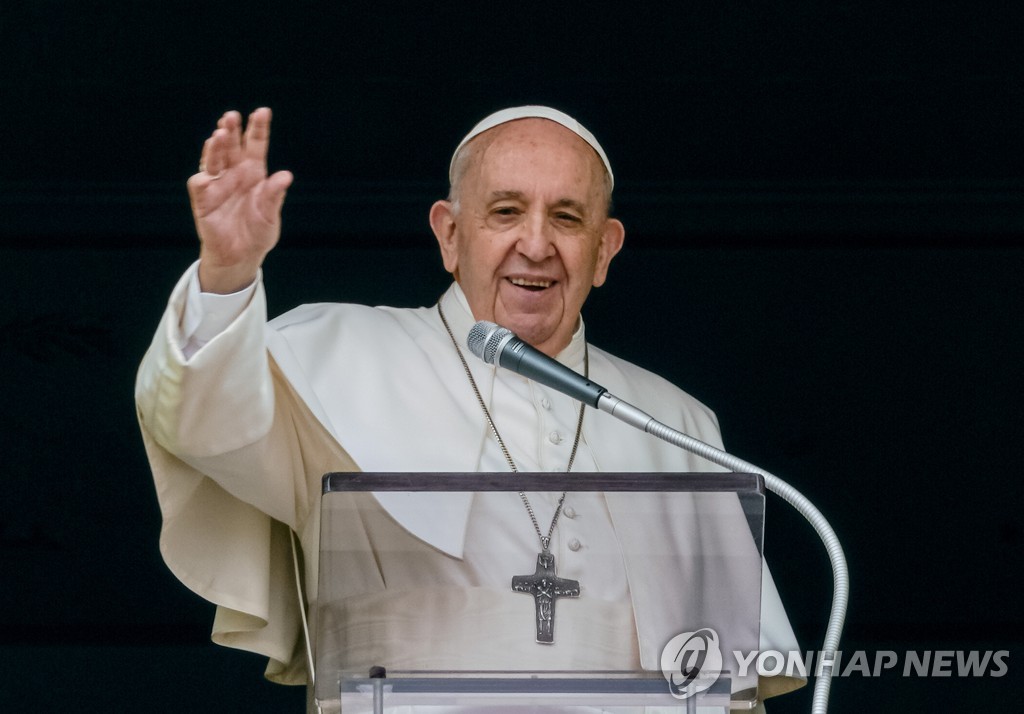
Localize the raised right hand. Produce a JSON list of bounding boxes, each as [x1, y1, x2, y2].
[[187, 108, 293, 294]]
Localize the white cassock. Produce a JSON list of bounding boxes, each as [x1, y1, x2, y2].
[[135, 263, 805, 710]]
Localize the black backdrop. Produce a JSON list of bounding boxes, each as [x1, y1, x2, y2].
[[1, 2, 1021, 711]]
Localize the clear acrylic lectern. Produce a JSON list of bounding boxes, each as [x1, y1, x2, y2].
[[316, 472, 765, 713]]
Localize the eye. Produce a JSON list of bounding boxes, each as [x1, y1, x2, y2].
[[488, 205, 526, 228], [554, 211, 583, 224], [490, 203, 524, 219], [486, 205, 524, 228]]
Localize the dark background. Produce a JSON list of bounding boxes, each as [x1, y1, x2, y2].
[[1, 1, 1021, 711]]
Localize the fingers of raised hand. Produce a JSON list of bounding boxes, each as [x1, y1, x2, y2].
[[195, 111, 245, 179], [188, 109, 282, 216], [241, 107, 273, 164], [218, 110, 244, 168]]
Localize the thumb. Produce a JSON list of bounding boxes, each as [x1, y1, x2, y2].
[[258, 170, 294, 221]]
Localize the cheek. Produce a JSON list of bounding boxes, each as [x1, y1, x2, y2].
[[567, 244, 603, 287], [471, 239, 514, 277], [457, 246, 501, 295]]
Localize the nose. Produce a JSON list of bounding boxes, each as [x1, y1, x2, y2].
[[515, 213, 556, 262]]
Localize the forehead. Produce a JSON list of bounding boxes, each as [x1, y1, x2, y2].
[[467, 119, 606, 193]]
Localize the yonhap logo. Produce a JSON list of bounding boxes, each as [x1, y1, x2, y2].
[[660, 628, 724, 699]]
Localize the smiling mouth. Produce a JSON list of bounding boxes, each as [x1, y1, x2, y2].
[[509, 277, 554, 291]]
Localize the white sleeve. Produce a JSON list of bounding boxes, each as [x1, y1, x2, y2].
[[135, 263, 360, 686], [179, 261, 259, 359]]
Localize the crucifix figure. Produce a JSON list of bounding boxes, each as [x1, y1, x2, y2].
[[511, 550, 580, 643]]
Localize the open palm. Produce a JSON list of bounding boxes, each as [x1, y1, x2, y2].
[[187, 108, 293, 294]]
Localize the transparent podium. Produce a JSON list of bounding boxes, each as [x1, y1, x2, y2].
[[316, 473, 765, 713]]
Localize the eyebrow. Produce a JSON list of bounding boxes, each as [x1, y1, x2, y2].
[[488, 190, 525, 202]]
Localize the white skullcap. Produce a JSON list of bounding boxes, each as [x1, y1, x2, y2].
[[448, 105, 614, 190]]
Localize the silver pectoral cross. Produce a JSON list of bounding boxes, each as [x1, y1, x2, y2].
[[511, 550, 580, 644]]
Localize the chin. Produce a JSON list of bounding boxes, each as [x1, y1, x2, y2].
[[507, 322, 561, 350]]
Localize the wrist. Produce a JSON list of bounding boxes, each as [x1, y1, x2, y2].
[[197, 258, 260, 295]]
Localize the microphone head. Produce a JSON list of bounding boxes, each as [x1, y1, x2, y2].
[[467, 321, 514, 364]]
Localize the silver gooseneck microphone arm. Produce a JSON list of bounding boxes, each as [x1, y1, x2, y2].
[[468, 321, 848, 714], [597, 392, 847, 714]]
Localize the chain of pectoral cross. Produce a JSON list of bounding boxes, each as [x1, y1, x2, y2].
[[438, 303, 587, 643]]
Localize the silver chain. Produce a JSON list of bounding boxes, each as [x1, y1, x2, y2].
[[438, 303, 587, 553]]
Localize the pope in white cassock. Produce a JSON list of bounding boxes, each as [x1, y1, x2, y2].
[[135, 106, 805, 712]]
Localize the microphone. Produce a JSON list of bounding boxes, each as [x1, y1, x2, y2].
[[467, 321, 671, 435], [467, 320, 664, 431], [467, 321, 607, 406]]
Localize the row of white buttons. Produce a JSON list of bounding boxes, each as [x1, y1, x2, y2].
[[563, 503, 582, 550], [542, 391, 561, 444]]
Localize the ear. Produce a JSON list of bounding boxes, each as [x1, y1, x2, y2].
[[591, 218, 625, 287], [429, 200, 460, 276]]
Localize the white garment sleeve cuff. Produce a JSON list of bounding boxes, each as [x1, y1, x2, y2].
[[180, 261, 259, 356]]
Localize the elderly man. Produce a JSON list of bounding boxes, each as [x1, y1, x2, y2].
[[136, 106, 802, 710]]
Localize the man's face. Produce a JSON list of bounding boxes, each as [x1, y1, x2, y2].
[[430, 119, 624, 357]]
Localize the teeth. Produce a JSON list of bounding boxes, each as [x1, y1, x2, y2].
[[510, 278, 552, 288]]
